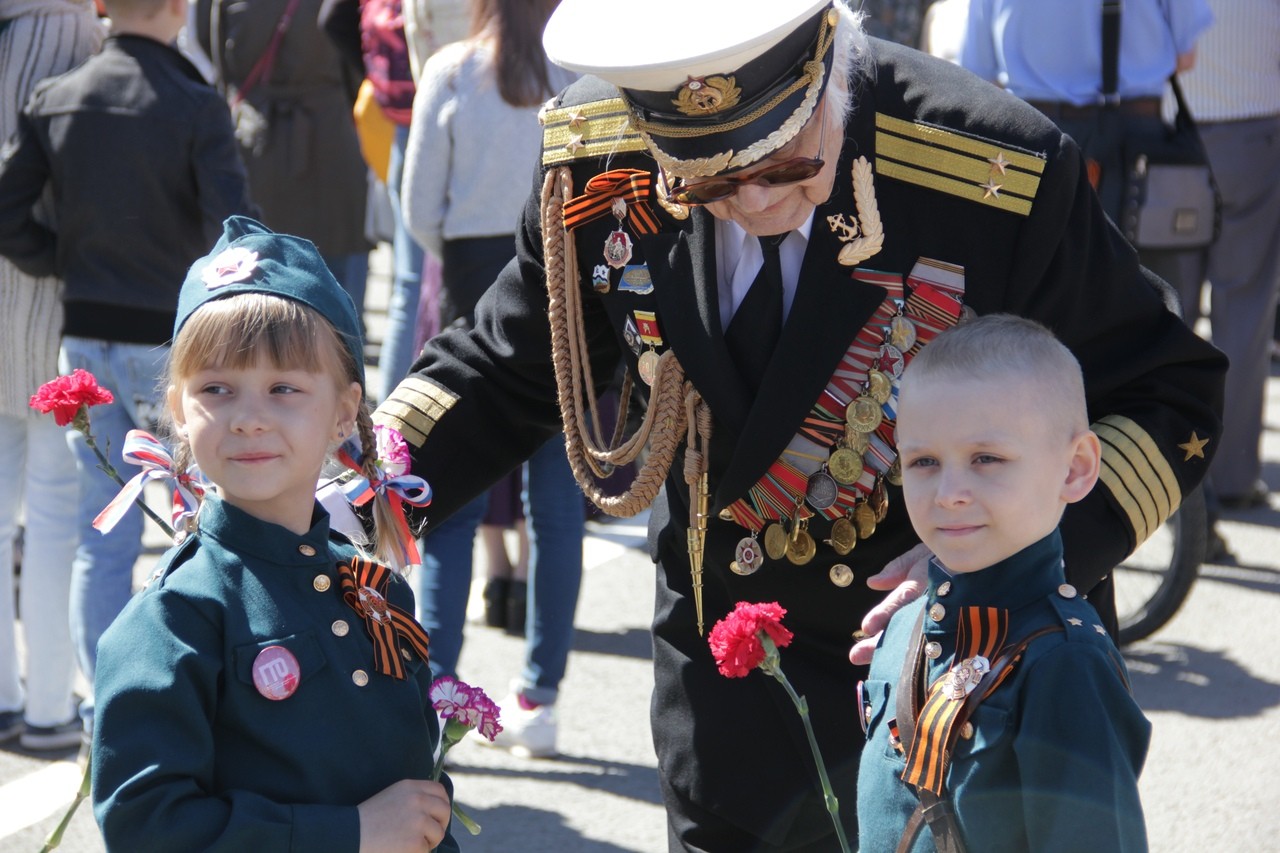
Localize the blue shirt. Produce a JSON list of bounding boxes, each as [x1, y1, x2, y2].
[[961, 0, 1214, 104]]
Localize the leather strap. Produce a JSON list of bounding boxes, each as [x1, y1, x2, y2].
[[892, 616, 1066, 853]]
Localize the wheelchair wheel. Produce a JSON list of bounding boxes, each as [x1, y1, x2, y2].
[[1114, 485, 1205, 645]]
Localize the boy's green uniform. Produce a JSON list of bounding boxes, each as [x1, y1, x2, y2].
[[857, 531, 1150, 853]]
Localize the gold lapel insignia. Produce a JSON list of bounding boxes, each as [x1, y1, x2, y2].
[[827, 156, 884, 267]]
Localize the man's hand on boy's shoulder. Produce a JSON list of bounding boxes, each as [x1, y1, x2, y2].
[[849, 542, 932, 666]]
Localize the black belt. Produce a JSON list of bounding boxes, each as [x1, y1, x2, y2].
[[1026, 97, 1162, 121]]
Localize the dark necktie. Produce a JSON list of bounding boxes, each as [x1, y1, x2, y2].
[[725, 232, 788, 390]]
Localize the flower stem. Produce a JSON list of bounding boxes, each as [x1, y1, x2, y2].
[[451, 802, 481, 835], [771, 669, 853, 853], [40, 756, 91, 852], [84, 433, 174, 539]]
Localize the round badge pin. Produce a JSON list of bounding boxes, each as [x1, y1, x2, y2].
[[252, 645, 301, 701]]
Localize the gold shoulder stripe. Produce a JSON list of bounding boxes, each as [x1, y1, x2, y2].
[[874, 113, 1045, 217], [542, 98, 647, 166], [1093, 415, 1182, 547], [372, 376, 459, 448]]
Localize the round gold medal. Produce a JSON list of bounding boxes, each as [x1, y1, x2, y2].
[[829, 563, 854, 587], [786, 528, 817, 565], [843, 426, 870, 455], [889, 315, 918, 350], [886, 457, 903, 487], [637, 349, 659, 386], [763, 523, 788, 561], [867, 369, 893, 405], [828, 447, 864, 485], [827, 517, 857, 555], [846, 396, 883, 433], [854, 503, 877, 539], [871, 480, 889, 521]]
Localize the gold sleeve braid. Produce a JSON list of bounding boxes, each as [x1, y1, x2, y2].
[[373, 376, 459, 448], [1092, 414, 1183, 548]]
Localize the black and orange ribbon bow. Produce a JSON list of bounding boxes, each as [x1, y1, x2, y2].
[[901, 606, 1011, 794], [338, 556, 431, 680], [563, 168, 659, 235]]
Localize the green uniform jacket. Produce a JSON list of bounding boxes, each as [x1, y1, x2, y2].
[[858, 531, 1151, 852], [375, 39, 1222, 845], [92, 497, 458, 853]]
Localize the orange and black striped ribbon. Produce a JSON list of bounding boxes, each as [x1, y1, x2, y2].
[[901, 606, 1008, 794], [338, 556, 431, 680], [563, 169, 660, 235]]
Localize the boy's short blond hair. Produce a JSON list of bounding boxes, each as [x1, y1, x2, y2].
[[903, 314, 1089, 434]]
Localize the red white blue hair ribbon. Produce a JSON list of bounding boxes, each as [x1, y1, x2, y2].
[[93, 429, 207, 534], [337, 426, 431, 566]]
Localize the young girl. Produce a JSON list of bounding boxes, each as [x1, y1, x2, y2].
[[91, 216, 458, 853]]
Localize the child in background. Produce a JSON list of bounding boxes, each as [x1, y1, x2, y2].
[[91, 217, 457, 853], [857, 314, 1150, 853]]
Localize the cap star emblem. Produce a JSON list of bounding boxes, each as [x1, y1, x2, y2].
[[988, 152, 1010, 175], [981, 178, 1003, 199], [201, 246, 259, 289], [1178, 431, 1210, 461]]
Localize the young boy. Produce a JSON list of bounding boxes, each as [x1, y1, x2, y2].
[[0, 0, 254, 739], [857, 314, 1151, 852]]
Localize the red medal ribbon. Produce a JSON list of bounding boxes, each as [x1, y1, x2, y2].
[[338, 556, 431, 680], [563, 169, 660, 235], [901, 606, 1008, 794]]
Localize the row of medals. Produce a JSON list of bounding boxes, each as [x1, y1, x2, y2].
[[728, 314, 918, 588]]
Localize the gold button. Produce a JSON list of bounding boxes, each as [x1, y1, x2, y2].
[[960, 722, 974, 740], [863, 705, 873, 724], [312, 574, 331, 592], [925, 641, 942, 659], [929, 603, 946, 622], [331, 619, 349, 637], [829, 564, 854, 587], [298, 544, 317, 557], [1058, 583, 1077, 599], [352, 670, 369, 687], [401, 648, 412, 661], [718, 508, 734, 521], [936, 581, 952, 597]]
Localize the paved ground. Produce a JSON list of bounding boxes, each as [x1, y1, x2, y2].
[[2, 250, 1278, 850]]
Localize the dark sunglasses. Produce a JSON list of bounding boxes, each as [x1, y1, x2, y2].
[[662, 99, 829, 206], [665, 156, 826, 206]]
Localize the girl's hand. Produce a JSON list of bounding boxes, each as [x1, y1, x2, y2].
[[358, 778, 452, 852], [848, 542, 932, 666]]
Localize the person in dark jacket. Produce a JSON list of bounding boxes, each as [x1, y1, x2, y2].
[[371, 0, 1226, 847], [0, 0, 254, 738]]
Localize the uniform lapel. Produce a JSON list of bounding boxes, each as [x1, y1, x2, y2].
[[642, 208, 751, 438], [712, 148, 890, 510]]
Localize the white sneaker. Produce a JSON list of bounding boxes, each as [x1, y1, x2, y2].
[[471, 694, 557, 758]]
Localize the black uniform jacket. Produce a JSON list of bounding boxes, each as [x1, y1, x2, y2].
[[375, 40, 1224, 845]]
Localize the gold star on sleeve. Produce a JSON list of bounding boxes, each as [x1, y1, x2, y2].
[[981, 178, 1003, 199], [1178, 431, 1210, 461]]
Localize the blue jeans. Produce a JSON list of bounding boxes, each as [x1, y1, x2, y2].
[[376, 124, 426, 403], [59, 337, 170, 723], [414, 435, 584, 705], [322, 252, 371, 335], [0, 411, 79, 726]]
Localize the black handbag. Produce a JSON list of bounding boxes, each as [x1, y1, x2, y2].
[[1101, 0, 1221, 250]]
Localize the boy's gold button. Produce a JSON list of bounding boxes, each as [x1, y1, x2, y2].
[[960, 722, 974, 740], [928, 603, 946, 622], [313, 575, 331, 592], [936, 581, 952, 597], [1057, 584, 1077, 599], [925, 642, 942, 659], [352, 670, 369, 687], [298, 544, 317, 556], [331, 620, 349, 637]]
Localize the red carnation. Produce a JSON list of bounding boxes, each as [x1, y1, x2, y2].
[[707, 601, 794, 678], [29, 369, 114, 427]]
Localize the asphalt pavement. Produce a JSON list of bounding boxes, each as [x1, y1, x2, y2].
[[2, 251, 1278, 851]]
